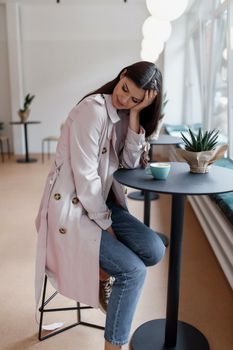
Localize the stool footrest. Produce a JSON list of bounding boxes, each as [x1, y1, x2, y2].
[[39, 305, 93, 312], [39, 321, 105, 341]]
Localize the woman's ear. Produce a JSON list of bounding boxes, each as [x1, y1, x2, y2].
[[120, 69, 127, 80]]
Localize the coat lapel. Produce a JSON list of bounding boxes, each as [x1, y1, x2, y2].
[[103, 94, 119, 156]]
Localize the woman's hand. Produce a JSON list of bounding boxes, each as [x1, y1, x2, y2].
[[129, 90, 157, 133], [131, 89, 157, 113]]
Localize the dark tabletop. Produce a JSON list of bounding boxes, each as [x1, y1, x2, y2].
[[10, 121, 41, 125], [149, 134, 182, 145], [114, 162, 233, 195]]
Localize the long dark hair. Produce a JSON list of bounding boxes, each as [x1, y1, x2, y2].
[[80, 61, 163, 137]]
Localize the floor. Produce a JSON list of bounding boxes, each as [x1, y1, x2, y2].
[[0, 154, 232, 350]]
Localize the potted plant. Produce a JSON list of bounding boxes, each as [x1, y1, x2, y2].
[[18, 93, 35, 123], [177, 128, 227, 173]]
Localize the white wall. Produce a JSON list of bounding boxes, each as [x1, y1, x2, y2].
[[0, 4, 12, 147], [5, 0, 150, 154], [163, 14, 187, 125], [3, 0, 188, 154]]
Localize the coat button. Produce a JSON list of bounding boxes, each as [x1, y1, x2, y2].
[[59, 227, 67, 234], [102, 147, 107, 154], [54, 193, 61, 200], [72, 197, 79, 205]]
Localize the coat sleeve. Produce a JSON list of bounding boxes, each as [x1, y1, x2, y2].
[[69, 99, 112, 230], [120, 126, 147, 169]]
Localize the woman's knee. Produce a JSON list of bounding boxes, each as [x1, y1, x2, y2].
[[119, 256, 147, 287], [136, 260, 147, 279], [127, 256, 147, 279], [141, 233, 166, 266], [129, 261, 147, 289]]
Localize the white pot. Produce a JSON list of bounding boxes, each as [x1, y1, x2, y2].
[[176, 145, 228, 173], [18, 109, 30, 123]]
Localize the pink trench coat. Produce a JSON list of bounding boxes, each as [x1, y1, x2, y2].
[[35, 94, 147, 309]]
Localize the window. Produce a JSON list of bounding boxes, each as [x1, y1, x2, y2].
[[210, 11, 228, 141], [215, 0, 226, 7], [184, 0, 233, 158]]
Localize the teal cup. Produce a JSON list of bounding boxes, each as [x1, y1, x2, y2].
[[146, 162, 171, 180]]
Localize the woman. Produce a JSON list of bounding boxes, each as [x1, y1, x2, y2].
[[35, 61, 165, 349]]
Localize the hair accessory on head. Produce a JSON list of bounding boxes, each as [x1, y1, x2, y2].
[[151, 78, 158, 91]]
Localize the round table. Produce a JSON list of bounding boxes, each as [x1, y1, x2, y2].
[[128, 135, 183, 227], [114, 162, 233, 350], [10, 121, 41, 163]]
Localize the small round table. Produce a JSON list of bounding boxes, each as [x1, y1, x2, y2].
[[114, 162, 233, 350], [148, 134, 183, 155], [128, 135, 182, 227], [10, 121, 41, 163]]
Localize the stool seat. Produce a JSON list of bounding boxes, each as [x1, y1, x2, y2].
[[43, 136, 59, 141]]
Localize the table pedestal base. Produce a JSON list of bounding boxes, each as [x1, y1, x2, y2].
[[128, 191, 159, 201], [17, 158, 37, 163], [131, 320, 209, 350]]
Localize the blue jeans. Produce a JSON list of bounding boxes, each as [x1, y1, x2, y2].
[[99, 201, 166, 346]]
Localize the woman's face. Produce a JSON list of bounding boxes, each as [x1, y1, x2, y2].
[[112, 72, 146, 110]]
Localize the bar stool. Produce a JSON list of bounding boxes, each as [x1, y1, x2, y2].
[[0, 135, 11, 162], [41, 136, 59, 163], [38, 275, 104, 341], [41, 123, 64, 163]]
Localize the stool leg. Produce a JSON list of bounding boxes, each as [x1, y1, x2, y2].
[[38, 275, 104, 341], [38, 275, 48, 340], [0, 140, 4, 162], [42, 140, 44, 163], [7, 139, 10, 159], [77, 302, 81, 323], [48, 140, 50, 160]]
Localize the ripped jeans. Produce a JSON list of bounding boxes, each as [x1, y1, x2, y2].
[[99, 201, 166, 346]]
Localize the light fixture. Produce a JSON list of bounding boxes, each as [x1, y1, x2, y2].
[[142, 16, 171, 42], [140, 49, 159, 63], [222, 48, 227, 60], [141, 38, 164, 55], [146, 0, 188, 21], [140, 38, 164, 63], [56, 0, 127, 2], [140, 17, 171, 63]]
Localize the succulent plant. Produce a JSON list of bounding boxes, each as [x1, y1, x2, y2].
[[20, 93, 35, 113], [181, 128, 219, 152]]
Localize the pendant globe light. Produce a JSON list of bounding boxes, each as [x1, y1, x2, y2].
[[140, 49, 159, 63], [141, 38, 164, 55], [146, 0, 188, 21], [141, 16, 171, 62], [142, 16, 171, 42]]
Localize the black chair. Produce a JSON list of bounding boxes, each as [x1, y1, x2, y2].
[[38, 275, 104, 341]]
